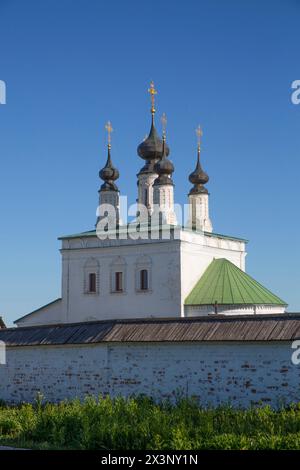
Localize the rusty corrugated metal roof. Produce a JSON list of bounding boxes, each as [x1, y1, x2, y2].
[[1, 315, 300, 346]]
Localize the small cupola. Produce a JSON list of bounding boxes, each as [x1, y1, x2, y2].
[[189, 125, 209, 195], [154, 114, 174, 186], [99, 121, 120, 191]]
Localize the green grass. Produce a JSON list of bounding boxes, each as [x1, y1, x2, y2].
[[1, 396, 300, 450]]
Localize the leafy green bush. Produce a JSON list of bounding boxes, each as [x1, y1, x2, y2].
[[1, 397, 300, 449], [0, 416, 22, 437]]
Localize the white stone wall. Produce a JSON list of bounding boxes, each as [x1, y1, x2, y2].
[[16, 299, 62, 327], [16, 229, 246, 326], [185, 305, 286, 317], [0, 342, 298, 408], [61, 238, 182, 323], [60, 230, 245, 322]]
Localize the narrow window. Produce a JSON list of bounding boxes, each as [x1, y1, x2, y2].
[[89, 273, 96, 293], [115, 272, 123, 292], [140, 269, 148, 291], [144, 188, 148, 207]]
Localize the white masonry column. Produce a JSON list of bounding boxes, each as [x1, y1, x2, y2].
[[188, 192, 212, 232], [153, 183, 177, 225], [137, 170, 158, 219], [152, 131, 177, 226], [98, 188, 121, 227]]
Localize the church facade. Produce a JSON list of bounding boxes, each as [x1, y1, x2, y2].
[[14, 82, 286, 327], [1, 83, 298, 408]]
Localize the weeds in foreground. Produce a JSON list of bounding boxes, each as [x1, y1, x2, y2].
[[1, 396, 300, 450]]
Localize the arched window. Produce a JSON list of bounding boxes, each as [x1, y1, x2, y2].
[[89, 273, 97, 293], [140, 269, 148, 291], [135, 255, 152, 293], [144, 188, 148, 207], [115, 272, 123, 292], [84, 258, 99, 294], [110, 256, 127, 294]]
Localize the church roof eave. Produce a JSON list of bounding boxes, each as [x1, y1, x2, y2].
[[58, 229, 249, 243], [14, 298, 62, 324]]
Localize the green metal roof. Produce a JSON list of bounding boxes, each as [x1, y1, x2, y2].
[[185, 258, 287, 306], [58, 230, 97, 240], [203, 230, 248, 243]]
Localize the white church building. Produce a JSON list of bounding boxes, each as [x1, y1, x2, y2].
[[1, 83, 298, 408], [14, 82, 286, 327]]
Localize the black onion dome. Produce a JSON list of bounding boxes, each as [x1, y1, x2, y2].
[[189, 149, 209, 194], [137, 116, 170, 161], [153, 138, 174, 186], [155, 157, 174, 175], [99, 146, 119, 191]]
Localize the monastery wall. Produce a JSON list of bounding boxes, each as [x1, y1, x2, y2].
[[0, 342, 298, 408]]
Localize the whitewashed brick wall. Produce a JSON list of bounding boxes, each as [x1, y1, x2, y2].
[[0, 342, 298, 407]]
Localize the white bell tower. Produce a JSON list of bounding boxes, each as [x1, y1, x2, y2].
[[152, 114, 177, 225], [187, 126, 212, 232], [136, 82, 170, 222], [96, 121, 121, 229]]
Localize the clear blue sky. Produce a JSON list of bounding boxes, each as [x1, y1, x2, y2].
[[0, 0, 299, 325]]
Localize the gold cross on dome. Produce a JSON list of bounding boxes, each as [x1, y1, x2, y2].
[[161, 113, 167, 138], [105, 121, 113, 146], [148, 80, 157, 114], [196, 125, 203, 148]]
